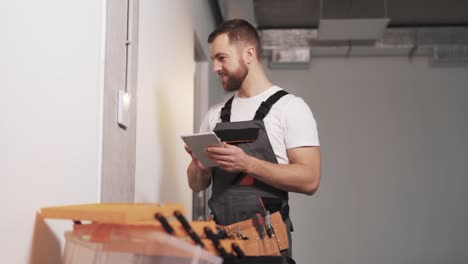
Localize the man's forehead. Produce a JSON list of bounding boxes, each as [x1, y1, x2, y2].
[[210, 34, 231, 50], [210, 34, 235, 56], [212, 33, 230, 44]]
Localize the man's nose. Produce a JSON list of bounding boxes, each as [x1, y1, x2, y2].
[[213, 61, 222, 73]]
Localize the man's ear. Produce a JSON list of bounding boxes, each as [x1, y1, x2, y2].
[[244, 46, 256, 64]]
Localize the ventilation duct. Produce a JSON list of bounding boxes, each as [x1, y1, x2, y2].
[[260, 27, 468, 66], [317, 0, 390, 40], [261, 29, 316, 50], [217, 0, 257, 26], [318, 18, 390, 40], [431, 45, 468, 66], [269, 48, 311, 68]]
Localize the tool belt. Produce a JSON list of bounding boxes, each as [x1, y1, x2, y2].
[[216, 211, 288, 256]]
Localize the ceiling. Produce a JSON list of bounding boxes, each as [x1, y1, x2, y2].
[[214, 0, 468, 65], [253, 0, 468, 29]]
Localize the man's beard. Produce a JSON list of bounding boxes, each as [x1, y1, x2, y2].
[[220, 62, 248, 92]]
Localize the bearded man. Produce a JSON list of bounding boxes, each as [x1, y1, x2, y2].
[[185, 19, 321, 263]]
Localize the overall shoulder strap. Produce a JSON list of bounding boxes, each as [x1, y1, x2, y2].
[[220, 95, 235, 122], [253, 90, 289, 120]]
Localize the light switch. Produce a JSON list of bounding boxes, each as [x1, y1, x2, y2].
[[118, 90, 130, 129]]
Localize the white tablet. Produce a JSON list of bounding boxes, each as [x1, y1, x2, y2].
[[181, 132, 223, 168]]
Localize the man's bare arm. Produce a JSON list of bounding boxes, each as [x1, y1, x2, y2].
[[247, 146, 320, 195], [187, 161, 211, 192], [185, 146, 212, 192], [206, 144, 321, 195]]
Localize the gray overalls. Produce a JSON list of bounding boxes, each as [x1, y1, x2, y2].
[[208, 90, 293, 258]]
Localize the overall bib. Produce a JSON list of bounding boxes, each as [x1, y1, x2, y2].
[[208, 90, 293, 258]]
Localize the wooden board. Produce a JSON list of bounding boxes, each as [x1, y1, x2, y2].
[[40, 203, 185, 223]]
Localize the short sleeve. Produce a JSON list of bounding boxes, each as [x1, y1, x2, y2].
[[282, 97, 320, 148], [198, 104, 222, 133], [198, 112, 212, 133]]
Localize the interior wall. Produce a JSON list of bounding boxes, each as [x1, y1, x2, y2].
[[262, 57, 468, 264], [1, 0, 105, 263], [135, 0, 216, 218], [100, 0, 139, 202]]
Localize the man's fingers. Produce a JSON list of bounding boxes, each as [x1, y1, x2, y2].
[[184, 145, 192, 154], [207, 153, 233, 162], [185, 145, 207, 170], [206, 146, 233, 155]]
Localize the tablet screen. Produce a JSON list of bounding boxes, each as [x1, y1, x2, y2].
[[181, 132, 223, 167]]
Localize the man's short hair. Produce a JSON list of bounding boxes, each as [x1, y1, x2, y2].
[[208, 19, 261, 59]]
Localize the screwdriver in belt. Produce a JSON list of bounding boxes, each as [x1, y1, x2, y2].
[[265, 211, 273, 238], [255, 213, 265, 239]]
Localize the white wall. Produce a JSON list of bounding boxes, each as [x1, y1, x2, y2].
[[1, 0, 104, 263], [135, 0, 216, 218], [263, 57, 468, 264]]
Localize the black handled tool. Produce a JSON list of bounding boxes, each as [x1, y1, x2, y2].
[[231, 243, 245, 258], [154, 212, 175, 235], [204, 227, 229, 258], [174, 210, 205, 248]]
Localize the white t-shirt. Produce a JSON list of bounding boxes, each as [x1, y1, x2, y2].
[[199, 86, 320, 164]]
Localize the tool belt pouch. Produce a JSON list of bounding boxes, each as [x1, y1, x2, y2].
[[217, 211, 289, 256], [209, 193, 266, 225]]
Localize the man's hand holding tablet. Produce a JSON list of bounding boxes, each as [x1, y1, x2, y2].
[[181, 132, 223, 168]]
